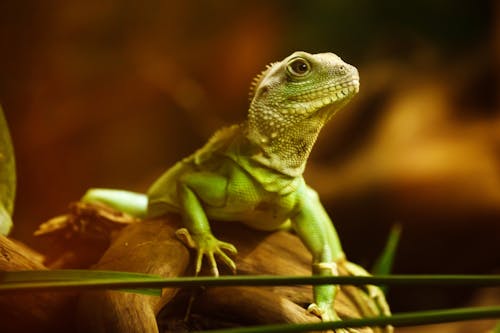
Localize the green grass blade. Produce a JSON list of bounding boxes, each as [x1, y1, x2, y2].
[[0, 204, 12, 237], [0, 269, 163, 296], [2, 271, 498, 331], [1, 271, 500, 294], [0, 269, 162, 282], [0, 104, 16, 235], [199, 306, 500, 333], [372, 224, 402, 294], [372, 224, 401, 276]]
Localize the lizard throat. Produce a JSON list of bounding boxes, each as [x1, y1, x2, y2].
[[246, 105, 327, 177]]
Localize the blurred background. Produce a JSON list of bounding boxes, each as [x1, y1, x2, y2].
[[0, 1, 499, 331]]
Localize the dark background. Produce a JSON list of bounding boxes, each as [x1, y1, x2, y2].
[[0, 1, 499, 330]]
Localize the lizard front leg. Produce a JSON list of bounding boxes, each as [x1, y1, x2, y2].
[[292, 186, 356, 332], [175, 172, 237, 276]]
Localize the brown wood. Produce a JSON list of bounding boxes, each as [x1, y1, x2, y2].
[[1, 203, 392, 332], [0, 235, 76, 332], [77, 217, 190, 333]]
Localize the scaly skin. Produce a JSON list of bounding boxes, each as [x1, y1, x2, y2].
[[84, 52, 385, 327], [0, 105, 15, 236]]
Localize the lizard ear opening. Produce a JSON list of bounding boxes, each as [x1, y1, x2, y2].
[[248, 62, 276, 102]]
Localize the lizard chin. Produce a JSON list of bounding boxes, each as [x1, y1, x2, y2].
[[307, 79, 359, 121]]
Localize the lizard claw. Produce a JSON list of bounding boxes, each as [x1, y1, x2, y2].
[[307, 303, 360, 333], [176, 228, 197, 248], [343, 261, 392, 317], [175, 228, 237, 276], [307, 303, 324, 317]]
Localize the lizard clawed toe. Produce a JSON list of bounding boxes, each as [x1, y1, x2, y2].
[[175, 227, 237, 276], [343, 261, 392, 317], [307, 303, 359, 333], [175, 228, 197, 248]]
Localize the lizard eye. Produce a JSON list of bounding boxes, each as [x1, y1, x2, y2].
[[287, 58, 311, 77]]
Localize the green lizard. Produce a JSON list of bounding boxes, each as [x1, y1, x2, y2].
[[83, 51, 386, 324], [0, 105, 15, 236]]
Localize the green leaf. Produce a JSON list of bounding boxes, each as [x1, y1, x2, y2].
[[0, 204, 12, 236], [0, 269, 164, 296], [197, 306, 500, 333], [372, 224, 402, 294], [2, 270, 500, 330], [0, 104, 16, 235], [372, 224, 401, 276], [1, 270, 500, 294]]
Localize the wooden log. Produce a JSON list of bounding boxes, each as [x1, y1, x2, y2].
[[0, 235, 76, 333], [76, 217, 190, 333], [2, 202, 392, 332], [75, 211, 391, 333]]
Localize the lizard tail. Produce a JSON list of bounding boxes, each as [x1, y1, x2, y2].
[[82, 188, 148, 218], [0, 105, 16, 236]]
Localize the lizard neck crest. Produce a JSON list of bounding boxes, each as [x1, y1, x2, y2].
[[248, 62, 277, 102]]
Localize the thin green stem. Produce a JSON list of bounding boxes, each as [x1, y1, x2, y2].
[[0, 270, 500, 293], [200, 306, 500, 333], [1, 270, 498, 330]]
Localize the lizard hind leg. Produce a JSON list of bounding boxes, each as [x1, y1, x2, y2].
[[82, 188, 148, 218]]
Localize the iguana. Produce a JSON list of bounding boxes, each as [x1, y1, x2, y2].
[[0, 105, 16, 236], [83, 51, 388, 324]]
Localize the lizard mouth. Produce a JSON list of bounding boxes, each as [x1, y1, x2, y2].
[[285, 77, 360, 116]]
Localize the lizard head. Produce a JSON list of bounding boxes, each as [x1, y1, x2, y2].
[[246, 51, 359, 175], [249, 51, 359, 124]]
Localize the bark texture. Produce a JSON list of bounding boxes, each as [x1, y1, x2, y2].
[[2, 203, 391, 332]]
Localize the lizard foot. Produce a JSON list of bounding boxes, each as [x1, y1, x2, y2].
[[175, 228, 237, 276], [307, 303, 360, 333], [343, 261, 392, 317]]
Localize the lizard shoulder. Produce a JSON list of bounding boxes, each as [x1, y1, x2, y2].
[[193, 124, 243, 165]]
